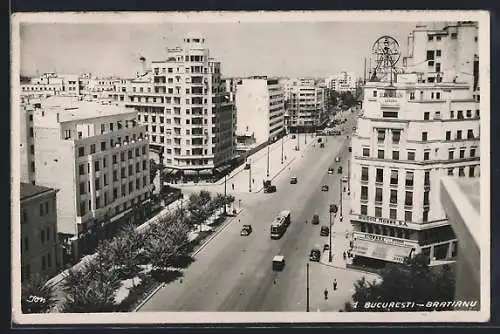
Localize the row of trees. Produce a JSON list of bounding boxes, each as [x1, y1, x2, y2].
[[344, 254, 456, 312], [21, 191, 235, 314]]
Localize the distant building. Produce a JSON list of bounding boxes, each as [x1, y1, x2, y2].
[[325, 71, 357, 93], [20, 72, 80, 97], [235, 76, 285, 148], [32, 96, 153, 261], [20, 182, 61, 281], [114, 32, 236, 182]]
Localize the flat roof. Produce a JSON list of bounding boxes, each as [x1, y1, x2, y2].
[[21, 182, 55, 201]]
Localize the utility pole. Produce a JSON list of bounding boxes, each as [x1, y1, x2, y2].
[[224, 174, 227, 216], [281, 130, 284, 164], [329, 209, 333, 262], [306, 263, 310, 312], [248, 159, 252, 192], [364, 57, 367, 84], [347, 159, 351, 192], [266, 143, 270, 178]]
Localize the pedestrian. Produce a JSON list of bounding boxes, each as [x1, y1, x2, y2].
[[252, 178, 255, 184], [333, 279, 338, 291], [323, 288, 328, 300], [232, 183, 235, 190], [343, 251, 346, 260]]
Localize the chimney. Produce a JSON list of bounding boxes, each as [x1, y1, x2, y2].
[[139, 56, 146, 74]]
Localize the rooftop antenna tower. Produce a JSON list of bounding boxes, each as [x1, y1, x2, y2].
[[371, 35, 401, 85]]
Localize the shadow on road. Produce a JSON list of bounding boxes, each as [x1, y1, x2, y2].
[[150, 269, 184, 283], [169, 255, 196, 269]]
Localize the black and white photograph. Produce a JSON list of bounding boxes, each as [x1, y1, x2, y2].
[[11, 11, 490, 324]]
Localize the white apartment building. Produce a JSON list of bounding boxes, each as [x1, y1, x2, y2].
[[81, 76, 121, 100], [114, 33, 235, 181], [325, 71, 357, 92], [350, 81, 480, 265], [235, 76, 285, 147], [283, 78, 327, 131], [21, 72, 80, 97], [32, 96, 153, 260], [20, 102, 36, 184]]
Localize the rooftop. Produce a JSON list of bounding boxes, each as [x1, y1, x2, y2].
[[41, 96, 135, 122], [21, 182, 55, 201]]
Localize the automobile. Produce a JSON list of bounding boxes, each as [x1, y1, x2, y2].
[[244, 163, 250, 170], [272, 255, 286, 271], [264, 185, 277, 193], [312, 214, 320, 225], [323, 244, 330, 251], [309, 246, 321, 262], [321, 185, 329, 191], [320, 225, 330, 236], [291, 134, 296, 139], [320, 143, 325, 148], [290, 176, 298, 184], [317, 138, 322, 143], [338, 166, 343, 174], [240, 224, 252, 236], [348, 146, 352, 152], [352, 126, 356, 131], [328, 167, 334, 174], [335, 157, 340, 163]]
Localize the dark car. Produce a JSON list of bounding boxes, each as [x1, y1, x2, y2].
[[240, 224, 252, 236], [290, 176, 298, 184], [244, 163, 250, 170], [323, 244, 330, 251], [312, 214, 320, 225], [320, 225, 330, 236], [321, 185, 329, 191], [264, 185, 277, 193], [338, 166, 343, 174], [348, 146, 352, 152], [272, 255, 285, 271], [291, 134, 296, 139], [320, 143, 325, 148], [309, 247, 321, 262], [328, 167, 334, 174], [317, 138, 322, 143]]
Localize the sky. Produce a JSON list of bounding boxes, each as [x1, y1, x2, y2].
[[20, 21, 417, 79]]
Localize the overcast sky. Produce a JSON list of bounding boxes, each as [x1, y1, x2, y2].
[[20, 21, 417, 79]]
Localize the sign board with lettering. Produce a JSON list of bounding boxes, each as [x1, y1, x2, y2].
[[353, 232, 418, 248], [354, 214, 422, 230]]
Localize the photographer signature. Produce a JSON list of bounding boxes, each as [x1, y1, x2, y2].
[[25, 295, 47, 303]]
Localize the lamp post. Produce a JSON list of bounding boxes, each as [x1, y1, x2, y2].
[[347, 159, 351, 193], [306, 262, 310, 312], [266, 143, 270, 178], [281, 130, 284, 164], [248, 159, 252, 192], [329, 204, 337, 262], [224, 174, 227, 216]]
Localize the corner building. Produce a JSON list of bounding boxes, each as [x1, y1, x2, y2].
[[350, 80, 480, 265]]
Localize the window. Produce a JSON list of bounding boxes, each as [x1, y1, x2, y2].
[[377, 150, 384, 159], [90, 144, 96, 154], [383, 111, 398, 118], [362, 148, 370, 157], [101, 141, 106, 151], [361, 186, 368, 200], [470, 148, 476, 157], [377, 130, 385, 143], [451, 32, 457, 39], [405, 211, 412, 222], [459, 149, 465, 159], [361, 167, 369, 181], [423, 191, 429, 206], [128, 150, 133, 159], [79, 182, 85, 195], [407, 151, 415, 161], [375, 207, 382, 218], [424, 171, 430, 186], [446, 131, 451, 141], [456, 130, 462, 140], [448, 168, 454, 176], [467, 130, 474, 139], [64, 129, 71, 139], [424, 112, 430, 120], [459, 167, 465, 177], [39, 203, 44, 216], [360, 205, 367, 215], [79, 164, 85, 175], [434, 111, 441, 119], [375, 188, 383, 203], [426, 50, 434, 59], [405, 191, 413, 206], [112, 155, 117, 164], [475, 109, 480, 118], [376, 168, 384, 183], [448, 150, 454, 160], [409, 92, 415, 100], [390, 209, 397, 219], [392, 151, 399, 160], [94, 161, 100, 172], [121, 152, 125, 161], [466, 110, 472, 118], [469, 166, 475, 177], [436, 50, 441, 56], [450, 110, 455, 119], [424, 151, 430, 161], [78, 147, 85, 157], [390, 170, 398, 185], [405, 171, 414, 187], [390, 190, 398, 204], [422, 132, 428, 142], [457, 110, 464, 119]]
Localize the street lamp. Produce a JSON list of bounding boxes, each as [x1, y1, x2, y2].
[[281, 130, 284, 164], [329, 204, 338, 262], [347, 159, 351, 193], [248, 159, 252, 192], [224, 174, 227, 216], [266, 143, 270, 178], [306, 262, 310, 312]]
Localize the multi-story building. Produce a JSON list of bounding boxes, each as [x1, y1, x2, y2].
[[114, 33, 236, 182], [81, 76, 120, 101], [32, 96, 153, 261], [283, 78, 327, 132], [325, 71, 357, 93], [20, 182, 61, 281], [20, 102, 36, 184], [349, 21, 480, 267], [20, 72, 81, 97], [235, 76, 285, 147]]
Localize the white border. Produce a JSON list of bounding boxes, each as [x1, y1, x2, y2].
[[11, 10, 491, 324]]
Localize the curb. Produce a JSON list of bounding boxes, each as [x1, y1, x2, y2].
[[133, 208, 244, 312], [319, 261, 383, 279]]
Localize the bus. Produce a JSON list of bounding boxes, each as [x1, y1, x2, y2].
[[270, 210, 291, 239]]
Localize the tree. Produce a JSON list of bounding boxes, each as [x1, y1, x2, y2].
[[198, 190, 211, 207], [106, 224, 145, 280], [21, 274, 57, 313], [340, 91, 355, 108], [344, 254, 455, 312]]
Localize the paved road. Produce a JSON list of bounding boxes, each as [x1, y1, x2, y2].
[[139, 112, 360, 312]]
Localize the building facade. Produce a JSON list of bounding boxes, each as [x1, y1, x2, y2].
[[235, 76, 285, 147], [20, 103, 36, 184], [114, 33, 236, 181], [20, 183, 62, 281], [325, 71, 357, 93], [349, 21, 480, 266], [32, 96, 153, 261]]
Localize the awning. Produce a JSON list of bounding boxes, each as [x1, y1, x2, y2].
[[198, 169, 213, 176], [352, 240, 413, 264], [183, 170, 197, 176], [215, 164, 231, 173]]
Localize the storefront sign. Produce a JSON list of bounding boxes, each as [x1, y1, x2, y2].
[[357, 214, 408, 227], [380, 97, 400, 107], [354, 232, 418, 248]]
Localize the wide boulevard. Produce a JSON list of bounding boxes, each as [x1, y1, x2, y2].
[[139, 111, 359, 312]]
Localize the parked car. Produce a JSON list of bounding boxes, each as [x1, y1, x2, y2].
[[335, 157, 340, 163], [290, 176, 298, 184], [328, 167, 334, 174], [312, 214, 320, 225], [338, 166, 343, 174], [348, 146, 352, 152], [272, 255, 286, 271], [317, 138, 322, 143], [309, 246, 321, 262], [264, 185, 277, 193], [321, 185, 329, 191], [320, 143, 325, 148], [240, 224, 252, 236], [323, 244, 330, 251], [320, 225, 330, 236]]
